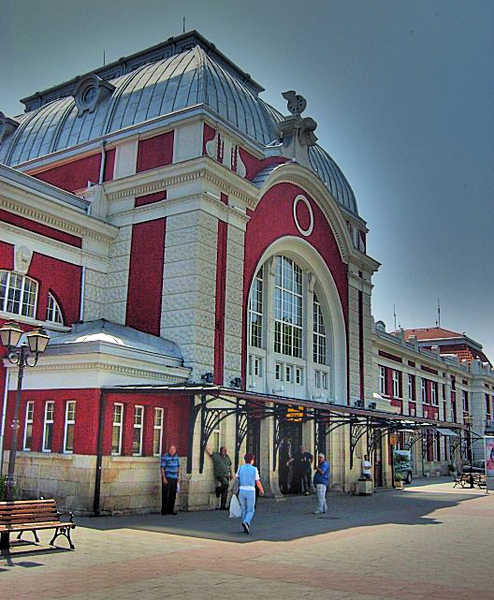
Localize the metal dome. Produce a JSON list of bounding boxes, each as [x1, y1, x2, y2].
[[0, 33, 358, 215]]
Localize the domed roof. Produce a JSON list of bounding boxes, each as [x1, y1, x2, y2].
[[0, 32, 358, 215]]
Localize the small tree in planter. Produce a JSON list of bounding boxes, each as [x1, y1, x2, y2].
[[0, 476, 16, 502], [394, 472, 404, 489]]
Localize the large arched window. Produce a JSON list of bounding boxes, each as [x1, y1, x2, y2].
[[0, 270, 38, 318], [247, 251, 340, 402]]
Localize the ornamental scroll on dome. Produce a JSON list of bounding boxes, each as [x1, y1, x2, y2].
[[280, 91, 318, 147]]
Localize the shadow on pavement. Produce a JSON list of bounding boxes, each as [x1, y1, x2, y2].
[[77, 481, 489, 544]]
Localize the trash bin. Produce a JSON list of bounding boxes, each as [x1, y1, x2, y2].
[[357, 478, 373, 495]]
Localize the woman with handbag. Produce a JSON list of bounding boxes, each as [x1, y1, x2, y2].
[[235, 453, 264, 534]]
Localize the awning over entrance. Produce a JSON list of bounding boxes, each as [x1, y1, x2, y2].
[[436, 428, 461, 437], [104, 384, 467, 472]]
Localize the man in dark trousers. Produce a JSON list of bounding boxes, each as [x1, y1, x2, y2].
[[161, 444, 180, 515], [206, 444, 233, 509]]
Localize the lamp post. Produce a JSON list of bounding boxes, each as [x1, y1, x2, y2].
[[0, 321, 49, 502]]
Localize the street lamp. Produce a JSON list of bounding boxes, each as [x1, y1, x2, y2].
[[0, 321, 49, 502]]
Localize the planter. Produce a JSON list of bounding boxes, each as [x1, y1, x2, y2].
[[394, 481, 404, 490]]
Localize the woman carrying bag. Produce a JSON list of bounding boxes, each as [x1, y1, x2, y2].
[[235, 453, 264, 534]]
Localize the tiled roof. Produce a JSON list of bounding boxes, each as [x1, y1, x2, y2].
[[400, 327, 463, 341]]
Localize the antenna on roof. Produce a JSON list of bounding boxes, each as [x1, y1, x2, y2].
[[183, 17, 186, 33], [437, 299, 441, 328], [393, 304, 397, 331], [103, 50, 106, 66]]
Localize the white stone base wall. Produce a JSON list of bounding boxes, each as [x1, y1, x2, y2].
[[5, 452, 96, 515]]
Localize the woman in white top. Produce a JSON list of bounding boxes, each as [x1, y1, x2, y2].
[[235, 453, 264, 534]]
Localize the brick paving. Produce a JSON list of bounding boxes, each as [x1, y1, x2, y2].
[[1, 478, 493, 599]]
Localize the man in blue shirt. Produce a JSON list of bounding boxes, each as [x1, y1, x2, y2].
[[313, 453, 329, 514], [161, 445, 180, 515]]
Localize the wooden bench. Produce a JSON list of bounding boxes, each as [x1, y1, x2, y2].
[[453, 472, 486, 489], [0, 499, 75, 550]]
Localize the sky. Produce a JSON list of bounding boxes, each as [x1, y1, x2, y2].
[[1, 0, 493, 357]]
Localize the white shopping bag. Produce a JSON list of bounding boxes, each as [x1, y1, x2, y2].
[[229, 494, 242, 518]]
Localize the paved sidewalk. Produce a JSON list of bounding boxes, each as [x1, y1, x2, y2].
[[1, 478, 493, 599]]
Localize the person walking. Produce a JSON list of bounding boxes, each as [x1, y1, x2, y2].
[[161, 444, 180, 515], [206, 444, 233, 509], [313, 453, 329, 514], [236, 453, 264, 534]]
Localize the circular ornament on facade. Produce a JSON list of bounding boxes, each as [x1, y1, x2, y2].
[[81, 85, 97, 106], [293, 194, 314, 237]]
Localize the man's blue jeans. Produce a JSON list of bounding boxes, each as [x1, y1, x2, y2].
[[239, 490, 256, 525]]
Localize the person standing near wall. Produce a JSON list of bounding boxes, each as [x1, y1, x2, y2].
[[206, 444, 233, 509], [161, 444, 180, 515], [361, 454, 373, 480], [236, 453, 264, 534], [313, 453, 329, 514]]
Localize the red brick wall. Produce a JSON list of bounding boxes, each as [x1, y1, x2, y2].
[[103, 393, 190, 457], [4, 389, 101, 454], [136, 132, 174, 173], [126, 218, 166, 335], [29, 253, 82, 325]]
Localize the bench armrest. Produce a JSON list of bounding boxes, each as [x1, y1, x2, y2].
[[57, 510, 75, 523]]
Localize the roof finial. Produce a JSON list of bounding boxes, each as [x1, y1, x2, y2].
[[183, 17, 186, 34], [282, 90, 307, 117]]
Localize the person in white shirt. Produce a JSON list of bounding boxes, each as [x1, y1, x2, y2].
[[361, 454, 372, 480]]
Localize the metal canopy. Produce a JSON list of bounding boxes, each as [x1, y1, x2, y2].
[[108, 384, 466, 473]]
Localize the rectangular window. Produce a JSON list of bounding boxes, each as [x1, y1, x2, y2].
[[322, 372, 328, 389], [23, 401, 34, 451], [408, 374, 415, 401], [315, 370, 321, 388], [295, 367, 303, 385], [285, 365, 292, 383], [133, 405, 144, 456], [421, 379, 427, 403], [431, 382, 438, 406], [254, 357, 262, 377], [392, 371, 400, 397], [274, 256, 303, 358], [63, 401, 76, 453], [153, 408, 164, 457], [42, 401, 54, 452], [112, 403, 124, 455], [249, 267, 264, 348], [275, 363, 282, 380], [462, 390, 469, 413], [312, 294, 326, 364], [379, 366, 386, 395]]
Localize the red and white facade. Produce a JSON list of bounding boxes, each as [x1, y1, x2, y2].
[[0, 32, 490, 513]]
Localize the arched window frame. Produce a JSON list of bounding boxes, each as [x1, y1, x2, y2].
[[0, 270, 38, 319], [46, 292, 64, 325], [246, 242, 343, 403]]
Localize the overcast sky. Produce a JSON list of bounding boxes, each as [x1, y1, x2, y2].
[[2, 0, 493, 358]]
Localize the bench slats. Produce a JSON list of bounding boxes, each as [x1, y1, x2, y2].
[[0, 521, 69, 532]]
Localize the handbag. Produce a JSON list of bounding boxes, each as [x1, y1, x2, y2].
[[229, 493, 242, 518]]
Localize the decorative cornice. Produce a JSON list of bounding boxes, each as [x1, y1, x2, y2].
[[0, 196, 116, 244], [104, 158, 259, 208], [9, 360, 188, 381], [0, 222, 111, 268]]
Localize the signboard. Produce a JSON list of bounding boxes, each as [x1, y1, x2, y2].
[[287, 406, 304, 422], [389, 433, 398, 446], [485, 436, 494, 478]]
